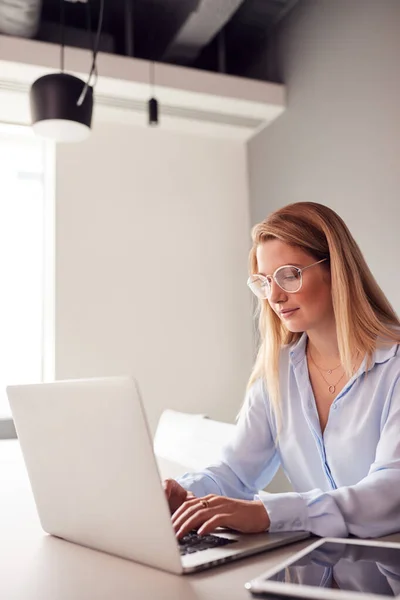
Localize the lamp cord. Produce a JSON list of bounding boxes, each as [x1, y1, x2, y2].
[[59, 0, 65, 72], [85, 0, 98, 84], [150, 59, 155, 96], [77, 0, 104, 106], [148, 0, 157, 111]]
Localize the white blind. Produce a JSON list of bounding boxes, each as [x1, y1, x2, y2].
[[0, 127, 48, 418]]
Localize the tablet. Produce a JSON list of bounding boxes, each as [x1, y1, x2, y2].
[[245, 537, 400, 600]]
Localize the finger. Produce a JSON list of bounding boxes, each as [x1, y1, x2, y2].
[[172, 499, 209, 530], [198, 514, 229, 536], [175, 508, 215, 539], [171, 496, 203, 526], [172, 494, 218, 527], [172, 493, 214, 521]]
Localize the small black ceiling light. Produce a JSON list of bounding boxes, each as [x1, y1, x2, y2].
[[148, 60, 159, 127], [30, 0, 104, 143], [148, 96, 159, 127]]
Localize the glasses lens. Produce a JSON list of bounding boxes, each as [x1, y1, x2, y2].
[[275, 266, 301, 292], [247, 275, 270, 299]]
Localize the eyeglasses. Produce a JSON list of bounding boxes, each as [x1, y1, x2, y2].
[[247, 258, 327, 300]]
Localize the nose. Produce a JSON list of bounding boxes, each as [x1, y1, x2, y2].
[[268, 278, 287, 305]]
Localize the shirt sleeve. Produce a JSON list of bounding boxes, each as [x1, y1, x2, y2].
[[256, 377, 400, 538], [176, 378, 280, 500]]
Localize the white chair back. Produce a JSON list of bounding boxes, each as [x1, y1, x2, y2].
[[154, 409, 293, 492]]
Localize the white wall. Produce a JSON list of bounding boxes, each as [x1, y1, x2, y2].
[[55, 123, 253, 433], [248, 0, 400, 313]]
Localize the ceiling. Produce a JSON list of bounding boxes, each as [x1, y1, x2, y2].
[[24, 0, 298, 81]]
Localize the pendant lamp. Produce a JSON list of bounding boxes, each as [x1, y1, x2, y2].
[[30, 72, 93, 142], [30, 0, 103, 143]]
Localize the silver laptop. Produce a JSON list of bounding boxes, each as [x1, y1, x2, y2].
[[7, 376, 309, 574]]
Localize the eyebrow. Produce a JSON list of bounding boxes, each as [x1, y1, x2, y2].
[[257, 263, 304, 277]]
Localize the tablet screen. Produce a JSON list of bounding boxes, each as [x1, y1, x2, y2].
[[265, 541, 400, 597]]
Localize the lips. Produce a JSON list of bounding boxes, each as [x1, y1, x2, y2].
[[279, 308, 299, 316]]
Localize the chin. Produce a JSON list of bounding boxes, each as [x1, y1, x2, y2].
[[281, 318, 307, 334], [284, 324, 306, 333]]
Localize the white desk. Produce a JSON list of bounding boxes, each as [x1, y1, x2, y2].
[[1, 440, 399, 600]]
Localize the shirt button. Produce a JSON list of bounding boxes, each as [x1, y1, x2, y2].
[[332, 404, 338, 410], [275, 522, 283, 530], [308, 401, 313, 409]]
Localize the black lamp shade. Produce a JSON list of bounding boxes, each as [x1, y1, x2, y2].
[[30, 73, 93, 142]]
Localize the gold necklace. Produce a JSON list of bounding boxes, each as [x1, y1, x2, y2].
[[308, 350, 341, 374], [313, 362, 346, 394], [308, 349, 359, 394]]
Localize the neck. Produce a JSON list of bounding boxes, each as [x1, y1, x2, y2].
[[306, 322, 340, 362]]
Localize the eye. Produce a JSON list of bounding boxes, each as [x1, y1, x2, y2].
[[278, 267, 300, 280]]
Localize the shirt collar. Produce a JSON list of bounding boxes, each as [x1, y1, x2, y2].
[[372, 340, 399, 365], [289, 333, 308, 366], [288, 332, 399, 368]]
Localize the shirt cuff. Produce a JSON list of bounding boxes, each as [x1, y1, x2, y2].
[[255, 491, 309, 532], [176, 471, 221, 498]]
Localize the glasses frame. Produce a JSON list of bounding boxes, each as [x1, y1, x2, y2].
[[247, 258, 328, 299]]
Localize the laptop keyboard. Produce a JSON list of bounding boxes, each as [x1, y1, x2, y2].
[[178, 531, 237, 556]]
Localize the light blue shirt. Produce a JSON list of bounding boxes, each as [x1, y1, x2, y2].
[[177, 333, 400, 538]]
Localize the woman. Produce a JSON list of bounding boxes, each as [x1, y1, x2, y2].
[[164, 202, 400, 541]]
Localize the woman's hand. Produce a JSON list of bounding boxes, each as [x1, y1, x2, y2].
[[171, 494, 270, 539], [163, 479, 195, 514]]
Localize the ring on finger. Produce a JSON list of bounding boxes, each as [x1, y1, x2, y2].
[[201, 499, 209, 509]]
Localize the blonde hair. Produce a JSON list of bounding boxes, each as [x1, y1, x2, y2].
[[248, 202, 400, 419]]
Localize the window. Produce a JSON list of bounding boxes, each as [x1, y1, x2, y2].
[[0, 125, 54, 438]]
